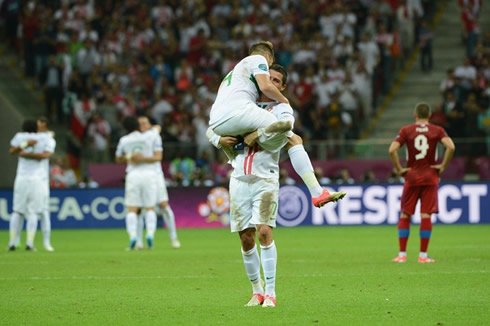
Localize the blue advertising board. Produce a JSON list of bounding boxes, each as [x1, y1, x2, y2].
[[0, 183, 488, 229]]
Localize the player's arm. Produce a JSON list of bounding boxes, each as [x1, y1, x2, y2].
[[206, 127, 238, 148], [388, 141, 409, 175], [130, 150, 162, 163], [430, 137, 455, 175], [255, 74, 289, 105], [9, 139, 38, 155], [19, 150, 52, 160]]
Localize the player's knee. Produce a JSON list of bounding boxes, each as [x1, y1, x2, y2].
[[160, 201, 168, 208], [257, 226, 273, 246], [239, 228, 256, 251]]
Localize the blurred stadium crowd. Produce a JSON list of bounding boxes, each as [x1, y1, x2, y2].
[[1, 0, 489, 186]]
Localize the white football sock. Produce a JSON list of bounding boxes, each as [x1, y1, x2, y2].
[[15, 214, 24, 246], [260, 241, 277, 298], [288, 145, 323, 197], [161, 205, 178, 240], [419, 252, 428, 258], [125, 212, 137, 239], [145, 210, 157, 238], [9, 212, 21, 247], [242, 245, 263, 294], [136, 213, 145, 247], [26, 214, 38, 248], [399, 252, 407, 257], [41, 210, 51, 246]]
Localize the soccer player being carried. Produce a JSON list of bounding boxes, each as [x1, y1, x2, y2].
[[389, 103, 455, 263], [209, 41, 345, 206], [8, 119, 55, 251], [115, 116, 162, 250]]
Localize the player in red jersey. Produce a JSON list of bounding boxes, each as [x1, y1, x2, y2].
[[388, 103, 455, 263]]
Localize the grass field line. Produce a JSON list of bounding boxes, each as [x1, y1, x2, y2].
[[0, 270, 487, 282]]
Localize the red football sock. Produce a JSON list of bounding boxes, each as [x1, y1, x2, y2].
[[397, 217, 410, 252], [420, 217, 432, 253]]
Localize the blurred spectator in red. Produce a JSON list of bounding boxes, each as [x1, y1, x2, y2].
[[86, 111, 111, 163], [429, 102, 447, 128], [50, 156, 78, 188]]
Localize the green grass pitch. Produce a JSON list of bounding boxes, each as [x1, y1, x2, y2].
[[0, 225, 489, 325]]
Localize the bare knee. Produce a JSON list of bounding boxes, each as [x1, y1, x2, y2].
[[285, 133, 303, 150], [239, 228, 256, 251], [160, 201, 168, 208], [257, 225, 273, 246]]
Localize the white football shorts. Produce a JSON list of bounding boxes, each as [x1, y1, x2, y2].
[[13, 175, 45, 216], [212, 102, 278, 136], [229, 176, 279, 232], [125, 170, 157, 208], [156, 173, 169, 203]]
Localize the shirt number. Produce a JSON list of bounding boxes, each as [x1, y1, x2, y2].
[[414, 134, 429, 160], [222, 70, 233, 86]]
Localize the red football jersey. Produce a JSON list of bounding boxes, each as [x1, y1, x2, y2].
[[394, 122, 448, 186]]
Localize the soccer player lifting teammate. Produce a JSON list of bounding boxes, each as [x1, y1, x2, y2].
[[209, 40, 345, 206], [389, 103, 455, 263]]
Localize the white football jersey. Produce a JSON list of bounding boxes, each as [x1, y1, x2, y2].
[[38, 132, 56, 181], [10, 132, 56, 178], [209, 55, 270, 127], [116, 130, 162, 173]]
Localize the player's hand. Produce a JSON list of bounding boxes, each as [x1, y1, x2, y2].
[[27, 139, 38, 146], [152, 125, 162, 133], [244, 131, 259, 146], [396, 168, 410, 176], [130, 152, 144, 163], [430, 164, 445, 175], [219, 136, 239, 147]]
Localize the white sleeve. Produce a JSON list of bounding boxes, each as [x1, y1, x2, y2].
[[115, 140, 124, 157], [249, 55, 270, 77], [206, 127, 222, 149], [153, 130, 163, 152], [10, 133, 21, 147], [45, 137, 56, 153]]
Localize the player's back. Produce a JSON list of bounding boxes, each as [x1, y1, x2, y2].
[[396, 122, 447, 185], [117, 131, 158, 173], [210, 55, 269, 126], [11, 132, 50, 178]]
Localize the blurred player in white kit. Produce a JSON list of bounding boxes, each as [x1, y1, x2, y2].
[[115, 116, 161, 250], [8, 119, 55, 251], [135, 116, 180, 249]]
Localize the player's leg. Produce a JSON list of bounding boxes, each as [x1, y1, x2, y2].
[[257, 224, 277, 308], [40, 182, 54, 251], [41, 209, 54, 251], [140, 172, 158, 249], [160, 202, 180, 249], [213, 103, 291, 137], [14, 214, 24, 247], [125, 207, 138, 249], [25, 213, 39, 251], [285, 134, 346, 207], [418, 185, 438, 263], [157, 175, 180, 248], [230, 177, 263, 306], [8, 211, 22, 250], [124, 172, 146, 250], [136, 209, 145, 250], [251, 178, 278, 307], [144, 207, 157, 249], [393, 185, 419, 262], [239, 227, 264, 306]]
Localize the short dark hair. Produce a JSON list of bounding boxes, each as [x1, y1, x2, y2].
[[22, 119, 38, 133], [415, 103, 431, 118], [270, 63, 288, 86], [122, 116, 139, 133], [38, 116, 49, 126], [249, 41, 274, 59]]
